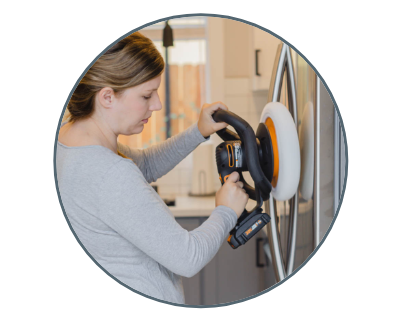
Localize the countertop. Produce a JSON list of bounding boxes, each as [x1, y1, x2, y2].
[[166, 194, 315, 218]]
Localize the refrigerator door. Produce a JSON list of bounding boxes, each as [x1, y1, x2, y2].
[[265, 44, 344, 283]]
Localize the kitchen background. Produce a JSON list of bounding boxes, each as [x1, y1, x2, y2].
[[64, 16, 346, 305]]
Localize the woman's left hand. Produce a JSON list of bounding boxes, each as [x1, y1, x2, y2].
[[197, 101, 229, 138]]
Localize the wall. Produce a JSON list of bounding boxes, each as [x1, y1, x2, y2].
[[223, 19, 253, 78]]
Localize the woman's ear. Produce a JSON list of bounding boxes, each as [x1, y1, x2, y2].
[[97, 87, 115, 109]]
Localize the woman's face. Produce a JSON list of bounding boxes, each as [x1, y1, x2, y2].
[[112, 76, 162, 135]]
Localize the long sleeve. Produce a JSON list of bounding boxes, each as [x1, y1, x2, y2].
[[117, 122, 209, 183], [98, 158, 237, 278]]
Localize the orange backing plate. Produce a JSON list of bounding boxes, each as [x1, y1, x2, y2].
[[265, 117, 279, 188]]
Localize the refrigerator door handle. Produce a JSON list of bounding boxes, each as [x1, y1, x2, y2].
[[266, 43, 299, 282], [285, 45, 298, 276]]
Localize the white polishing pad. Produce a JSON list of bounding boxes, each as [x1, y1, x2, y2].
[[260, 102, 300, 201], [299, 101, 314, 200]]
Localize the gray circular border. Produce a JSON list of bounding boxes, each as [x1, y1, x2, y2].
[[53, 13, 348, 308]]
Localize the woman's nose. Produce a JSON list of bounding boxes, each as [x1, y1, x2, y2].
[[150, 93, 162, 111]]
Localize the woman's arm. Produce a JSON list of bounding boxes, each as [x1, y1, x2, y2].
[[117, 122, 208, 183], [99, 159, 237, 278]]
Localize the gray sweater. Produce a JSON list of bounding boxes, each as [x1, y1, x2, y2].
[[56, 123, 237, 304]]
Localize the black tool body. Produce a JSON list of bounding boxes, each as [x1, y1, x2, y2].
[[212, 110, 274, 249]]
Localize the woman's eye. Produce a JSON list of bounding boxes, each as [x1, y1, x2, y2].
[[144, 95, 152, 100]]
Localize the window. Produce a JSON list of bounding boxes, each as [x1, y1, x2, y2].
[[118, 17, 208, 149]]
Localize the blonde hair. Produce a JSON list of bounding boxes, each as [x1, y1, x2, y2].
[[64, 32, 164, 123]]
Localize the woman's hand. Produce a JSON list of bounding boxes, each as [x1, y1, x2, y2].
[[197, 101, 229, 138], [215, 172, 249, 218]]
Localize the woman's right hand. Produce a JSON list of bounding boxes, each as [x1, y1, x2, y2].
[[215, 171, 249, 218]]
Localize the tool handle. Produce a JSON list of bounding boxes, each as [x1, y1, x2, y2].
[[212, 110, 272, 197], [212, 110, 250, 140], [238, 172, 256, 200], [215, 127, 240, 141]]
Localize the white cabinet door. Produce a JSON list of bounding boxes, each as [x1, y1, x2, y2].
[[252, 28, 281, 91]]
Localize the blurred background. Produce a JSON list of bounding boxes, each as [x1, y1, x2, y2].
[[119, 17, 208, 148]]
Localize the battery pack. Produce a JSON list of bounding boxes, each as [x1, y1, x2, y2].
[[228, 209, 271, 249]]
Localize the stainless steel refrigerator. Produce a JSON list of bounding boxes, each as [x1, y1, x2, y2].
[[263, 43, 347, 283], [179, 40, 347, 305]]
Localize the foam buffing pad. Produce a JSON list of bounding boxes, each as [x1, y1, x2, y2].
[[260, 102, 300, 201]]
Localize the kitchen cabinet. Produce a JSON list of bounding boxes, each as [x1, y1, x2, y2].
[[177, 217, 275, 305], [251, 28, 281, 91]]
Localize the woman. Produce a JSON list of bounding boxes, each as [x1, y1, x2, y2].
[[56, 32, 249, 304]]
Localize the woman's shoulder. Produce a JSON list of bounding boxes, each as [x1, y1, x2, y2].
[[56, 122, 142, 186]]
